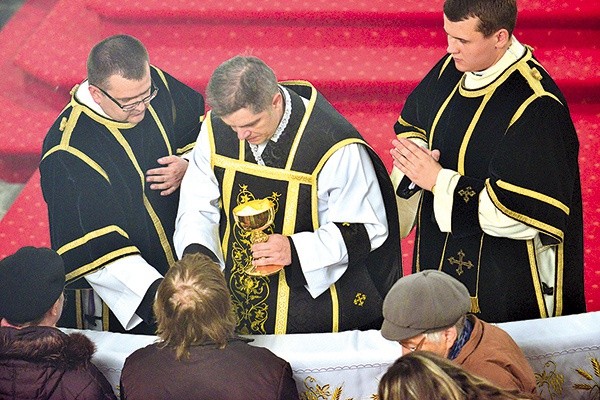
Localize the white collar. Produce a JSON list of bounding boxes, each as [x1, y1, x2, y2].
[[75, 81, 111, 118], [463, 36, 526, 89]]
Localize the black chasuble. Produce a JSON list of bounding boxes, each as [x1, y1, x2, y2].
[[40, 67, 204, 332], [209, 81, 401, 334], [395, 48, 584, 322]]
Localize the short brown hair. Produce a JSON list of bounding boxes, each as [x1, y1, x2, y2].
[[443, 0, 517, 37], [87, 34, 150, 89], [154, 253, 236, 360], [206, 55, 279, 117]]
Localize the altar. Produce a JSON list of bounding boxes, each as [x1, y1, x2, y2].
[[65, 311, 600, 400]]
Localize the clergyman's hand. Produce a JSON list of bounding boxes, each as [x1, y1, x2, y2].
[[390, 137, 442, 192], [251, 234, 292, 267], [146, 155, 189, 196]]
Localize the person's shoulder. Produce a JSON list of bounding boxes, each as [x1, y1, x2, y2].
[[124, 342, 163, 366], [233, 340, 290, 366]]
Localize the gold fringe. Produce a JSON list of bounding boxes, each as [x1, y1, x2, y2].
[[470, 296, 480, 313]]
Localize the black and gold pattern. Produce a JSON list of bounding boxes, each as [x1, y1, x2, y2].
[[398, 45, 584, 322], [209, 81, 401, 333], [41, 66, 204, 332], [229, 186, 281, 334]]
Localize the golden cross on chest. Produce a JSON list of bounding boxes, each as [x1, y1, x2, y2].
[[447, 250, 474, 275]]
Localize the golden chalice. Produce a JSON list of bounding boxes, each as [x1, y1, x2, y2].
[[232, 198, 283, 276]]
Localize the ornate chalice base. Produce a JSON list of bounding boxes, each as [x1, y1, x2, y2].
[[233, 199, 284, 276]]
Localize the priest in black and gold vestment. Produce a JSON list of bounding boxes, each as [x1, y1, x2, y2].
[[391, 0, 585, 323], [175, 56, 401, 334], [40, 35, 205, 333]]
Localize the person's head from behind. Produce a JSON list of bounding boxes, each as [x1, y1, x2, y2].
[[0, 247, 65, 328], [381, 270, 471, 357], [154, 253, 236, 360], [378, 351, 535, 400], [206, 55, 283, 145], [87, 34, 156, 124], [442, 0, 517, 72]]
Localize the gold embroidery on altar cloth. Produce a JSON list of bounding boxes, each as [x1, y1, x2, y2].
[[573, 357, 600, 397], [535, 360, 564, 399], [229, 185, 281, 334], [299, 376, 356, 400]]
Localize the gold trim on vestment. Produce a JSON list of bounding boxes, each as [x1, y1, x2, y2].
[[496, 180, 569, 215], [41, 107, 111, 182], [555, 242, 564, 316], [177, 143, 195, 155], [284, 81, 315, 171], [458, 94, 492, 175], [106, 115, 176, 267], [64, 246, 139, 283], [102, 301, 110, 331], [75, 289, 83, 329], [43, 145, 110, 182], [57, 225, 129, 255], [148, 106, 172, 154], [527, 240, 548, 318], [486, 181, 564, 242], [439, 56, 454, 79], [396, 116, 427, 141], [329, 284, 339, 332], [430, 84, 459, 149], [275, 269, 290, 334]]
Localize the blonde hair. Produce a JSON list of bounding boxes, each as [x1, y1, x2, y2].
[[378, 351, 539, 400], [154, 253, 236, 360]]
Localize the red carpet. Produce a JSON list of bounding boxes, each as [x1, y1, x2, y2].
[[0, 0, 599, 312]]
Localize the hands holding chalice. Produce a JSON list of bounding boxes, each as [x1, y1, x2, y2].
[[232, 198, 289, 276]]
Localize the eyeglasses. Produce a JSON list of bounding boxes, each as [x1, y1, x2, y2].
[[400, 335, 426, 352], [95, 80, 158, 112]]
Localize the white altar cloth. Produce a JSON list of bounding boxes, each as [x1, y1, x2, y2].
[[63, 311, 600, 400]]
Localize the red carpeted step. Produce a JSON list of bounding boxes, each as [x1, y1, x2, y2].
[[0, 95, 55, 182], [0, 170, 50, 259], [571, 104, 600, 312], [15, 31, 600, 111], [12, 0, 600, 110], [85, 0, 600, 29]]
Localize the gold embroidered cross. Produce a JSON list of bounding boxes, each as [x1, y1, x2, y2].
[[458, 186, 476, 203], [354, 292, 366, 306], [447, 250, 474, 275]]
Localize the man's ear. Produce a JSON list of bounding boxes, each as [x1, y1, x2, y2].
[[272, 90, 283, 108], [443, 326, 459, 351], [495, 28, 511, 49], [88, 84, 103, 104], [49, 296, 62, 317]]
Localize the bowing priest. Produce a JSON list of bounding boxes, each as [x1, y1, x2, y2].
[[175, 55, 402, 334]]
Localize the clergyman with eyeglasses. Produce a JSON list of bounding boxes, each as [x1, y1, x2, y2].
[[380, 270, 537, 394], [39, 34, 205, 334]]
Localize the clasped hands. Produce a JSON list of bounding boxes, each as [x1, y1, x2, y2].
[[390, 137, 442, 192]]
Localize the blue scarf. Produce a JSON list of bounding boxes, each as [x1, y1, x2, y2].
[[448, 317, 473, 360]]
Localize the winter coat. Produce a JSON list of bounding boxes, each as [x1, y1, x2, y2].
[[455, 315, 537, 394], [0, 325, 117, 400], [120, 336, 300, 400]]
